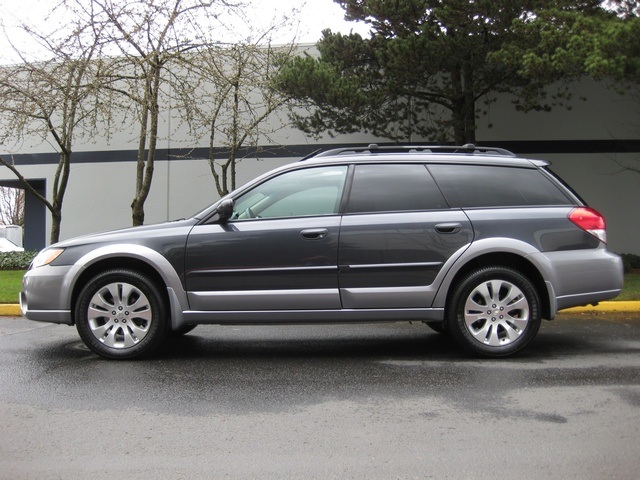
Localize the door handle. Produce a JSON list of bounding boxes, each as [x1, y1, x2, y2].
[[300, 228, 329, 240], [435, 223, 462, 234]]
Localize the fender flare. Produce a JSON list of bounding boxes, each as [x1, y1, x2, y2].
[[431, 237, 554, 312], [62, 244, 189, 328]]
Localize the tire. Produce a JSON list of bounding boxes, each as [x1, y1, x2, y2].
[[446, 266, 541, 357], [75, 269, 169, 359]]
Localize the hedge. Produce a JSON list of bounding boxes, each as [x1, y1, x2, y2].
[[621, 253, 640, 273], [0, 251, 38, 270]]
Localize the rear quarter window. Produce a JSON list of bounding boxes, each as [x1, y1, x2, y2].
[[428, 164, 575, 208]]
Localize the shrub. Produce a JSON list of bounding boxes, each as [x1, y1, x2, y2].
[[620, 253, 640, 274], [0, 251, 38, 270]]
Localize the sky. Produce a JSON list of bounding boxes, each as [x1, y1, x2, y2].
[[248, 0, 370, 44], [0, 0, 370, 61]]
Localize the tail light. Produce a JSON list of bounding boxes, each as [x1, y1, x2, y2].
[[569, 207, 607, 243]]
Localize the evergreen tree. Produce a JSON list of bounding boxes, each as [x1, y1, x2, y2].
[[277, 0, 610, 144]]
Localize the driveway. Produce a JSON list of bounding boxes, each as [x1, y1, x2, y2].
[[1, 314, 639, 479]]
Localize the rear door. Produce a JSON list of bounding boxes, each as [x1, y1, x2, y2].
[[338, 163, 473, 309]]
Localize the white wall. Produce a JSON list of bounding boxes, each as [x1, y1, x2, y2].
[[1, 77, 638, 254], [542, 153, 639, 255]]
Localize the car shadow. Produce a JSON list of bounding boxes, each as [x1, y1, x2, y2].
[[159, 324, 462, 361]]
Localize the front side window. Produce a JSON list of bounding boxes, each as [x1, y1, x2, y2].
[[231, 166, 348, 220]]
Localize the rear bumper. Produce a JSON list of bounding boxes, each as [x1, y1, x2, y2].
[[531, 248, 623, 315]]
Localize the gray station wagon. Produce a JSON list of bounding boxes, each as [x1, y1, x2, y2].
[[20, 144, 624, 359]]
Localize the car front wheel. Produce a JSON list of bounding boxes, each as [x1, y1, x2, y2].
[[446, 266, 541, 357], [75, 269, 169, 359]]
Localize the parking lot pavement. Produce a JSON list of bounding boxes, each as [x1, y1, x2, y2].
[[1, 315, 639, 479]]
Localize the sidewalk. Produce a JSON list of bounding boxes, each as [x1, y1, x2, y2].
[[2, 302, 639, 317]]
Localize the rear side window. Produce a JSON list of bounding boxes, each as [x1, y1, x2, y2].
[[346, 164, 448, 213], [428, 165, 574, 208]]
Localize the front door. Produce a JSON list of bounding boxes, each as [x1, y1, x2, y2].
[[184, 165, 348, 312]]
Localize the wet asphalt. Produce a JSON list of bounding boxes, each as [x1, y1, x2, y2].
[[1, 314, 639, 479]]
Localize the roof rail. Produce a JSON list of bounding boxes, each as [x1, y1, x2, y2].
[[304, 143, 516, 160]]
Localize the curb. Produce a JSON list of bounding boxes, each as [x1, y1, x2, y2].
[[561, 301, 640, 313], [0, 304, 21, 316], [1, 302, 639, 318]]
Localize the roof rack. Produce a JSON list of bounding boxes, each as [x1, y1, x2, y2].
[[305, 143, 516, 160]]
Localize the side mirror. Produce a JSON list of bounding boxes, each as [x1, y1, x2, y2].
[[216, 199, 234, 223]]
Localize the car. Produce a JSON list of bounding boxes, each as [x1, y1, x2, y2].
[[20, 144, 624, 359], [0, 237, 24, 252]]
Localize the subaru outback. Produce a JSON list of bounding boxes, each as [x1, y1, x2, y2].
[[20, 144, 624, 359]]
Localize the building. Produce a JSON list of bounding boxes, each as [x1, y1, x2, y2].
[[1, 75, 639, 255]]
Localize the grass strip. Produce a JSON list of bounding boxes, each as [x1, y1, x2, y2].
[[0, 270, 25, 304]]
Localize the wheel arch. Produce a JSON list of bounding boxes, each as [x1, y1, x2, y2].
[[66, 245, 188, 325], [439, 251, 552, 320]]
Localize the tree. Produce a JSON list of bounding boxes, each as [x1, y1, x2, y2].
[[0, 8, 107, 243], [86, 0, 238, 225], [492, 1, 640, 172], [188, 41, 297, 196], [493, 2, 639, 86], [276, 0, 608, 144]]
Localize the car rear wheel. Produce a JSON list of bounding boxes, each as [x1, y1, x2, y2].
[[75, 269, 169, 359], [446, 266, 541, 357]]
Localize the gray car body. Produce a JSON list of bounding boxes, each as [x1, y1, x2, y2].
[[20, 151, 624, 330]]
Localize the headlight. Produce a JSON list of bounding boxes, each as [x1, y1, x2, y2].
[[30, 248, 65, 269]]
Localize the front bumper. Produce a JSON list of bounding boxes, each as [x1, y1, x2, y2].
[[20, 265, 74, 325]]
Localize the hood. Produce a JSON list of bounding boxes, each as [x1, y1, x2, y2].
[[52, 217, 199, 249]]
